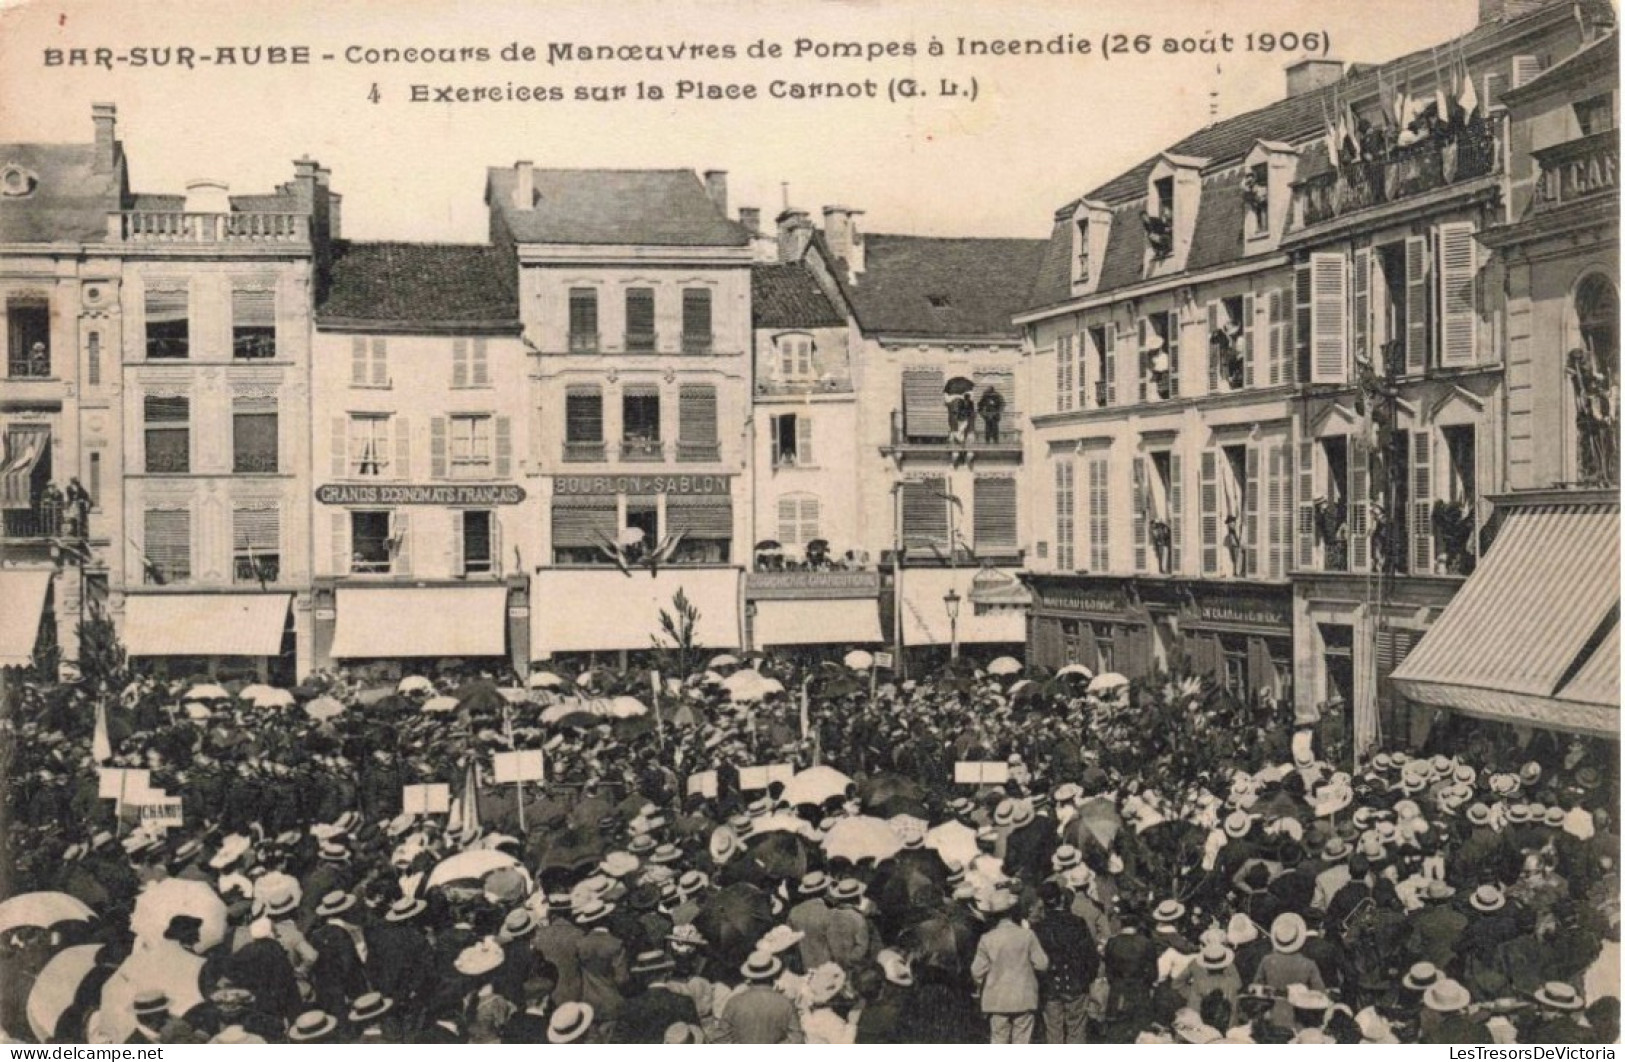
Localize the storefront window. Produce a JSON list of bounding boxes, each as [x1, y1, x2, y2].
[[1571, 274, 1619, 486]]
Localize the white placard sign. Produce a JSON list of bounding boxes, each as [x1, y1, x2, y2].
[[493, 750, 546, 784], [873, 652, 895, 670], [402, 783, 452, 816], [954, 762, 1011, 785], [737, 763, 795, 790], [98, 767, 152, 801], [686, 771, 719, 799]]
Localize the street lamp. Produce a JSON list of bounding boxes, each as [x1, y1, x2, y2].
[[944, 588, 962, 662]]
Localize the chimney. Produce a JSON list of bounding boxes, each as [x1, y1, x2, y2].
[[738, 207, 761, 236], [513, 160, 534, 210], [1478, 0, 1551, 23], [822, 205, 865, 276], [91, 103, 116, 174], [328, 192, 343, 240], [1284, 58, 1344, 98], [292, 157, 319, 213], [184, 179, 231, 214], [704, 169, 728, 215], [776, 208, 813, 264]]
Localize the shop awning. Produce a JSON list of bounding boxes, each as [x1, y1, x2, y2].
[[124, 594, 291, 658], [754, 598, 883, 647], [1557, 618, 1619, 711], [532, 567, 739, 656], [900, 567, 1028, 647], [0, 569, 53, 667], [331, 586, 507, 659], [1391, 498, 1619, 738]]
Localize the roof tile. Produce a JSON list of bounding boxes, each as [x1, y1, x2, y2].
[[317, 241, 519, 328], [487, 168, 748, 247], [752, 263, 845, 329], [846, 234, 1047, 339]]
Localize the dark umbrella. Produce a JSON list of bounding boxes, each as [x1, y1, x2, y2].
[[859, 773, 925, 818], [553, 711, 601, 730], [695, 883, 774, 972], [942, 376, 976, 397], [745, 832, 812, 882], [669, 703, 708, 728], [456, 679, 506, 715], [538, 825, 604, 874]]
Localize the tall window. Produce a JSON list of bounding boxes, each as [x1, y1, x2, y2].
[[142, 509, 190, 584], [1054, 460, 1075, 571], [448, 414, 493, 478], [452, 338, 490, 388], [1055, 333, 1075, 413], [1087, 325, 1114, 408], [143, 395, 190, 473], [1075, 219, 1091, 281], [900, 477, 949, 550], [1575, 93, 1615, 136], [460, 510, 495, 575], [772, 413, 811, 467], [348, 415, 391, 477], [972, 476, 1018, 553], [1086, 456, 1110, 572], [622, 387, 662, 460], [777, 492, 821, 548], [349, 510, 401, 574], [568, 289, 599, 352], [678, 384, 719, 462], [87, 332, 100, 387], [7, 299, 50, 378], [233, 507, 280, 585], [1209, 295, 1251, 393], [778, 334, 814, 379], [625, 288, 656, 352], [682, 289, 713, 353], [231, 288, 277, 359], [564, 386, 605, 462], [1573, 274, 1619, 486], [144, 285, 189, 359], [351, 337, 389, 387], [232, 395, 278, 473], [1140, 310, 1179, 400]]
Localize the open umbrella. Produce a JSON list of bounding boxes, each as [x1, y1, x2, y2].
[[695, 883, 774, 972], [26, 944, 100, 1042], [354, 686, 396, 706], [1064, 797, 1123, 851], [304, 695, 345, 722], [423, 695, 460, 713], [528, 671, 565, 690], [822, 816, 903, 864], [708, 654, 740, 669], [924, 820, 980, 867], [745, 831, 812, 881], [250, 688, 295, 709], [859, 773, 924, 816], [608, 695, 647, 719], [942, 376, 976, 397], [1056, 663, 1095, 680], [498, 688, 531, 704], [397, 675, 434, 694], [723, 670, 784, 703], [1086, 672, 1130, 694], [843, 650, 875, 671], [782, 766, 854, 807], [0, 892, 94, 936], [987, 656, 1023, 677], [427, 849, 527, 890], [539, 825, 604, 873], [130, 879, 227, 953], [96, 942, 205, 1043], [237, 683, 275, 702], [182, 683, 230, 702], [456, 679, 507, 715]]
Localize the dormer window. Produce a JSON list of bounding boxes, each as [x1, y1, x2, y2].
[[1075, 219, 1091, 282], [1068, 200, 1110, 296], [1241, 141, 1298, 251], [1143, 176, 1176, 259], [1243, 163, 1269, 232]]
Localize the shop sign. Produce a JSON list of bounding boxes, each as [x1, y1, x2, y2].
[[1035, 588, 1125, 616], [746, 570, 880, 599], [1187, 591, 1290, 629], [316, 483, 526, 506], [553, 474, 732, 496]]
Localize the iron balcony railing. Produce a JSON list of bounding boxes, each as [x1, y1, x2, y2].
[[1294, 114, 1503, 228]]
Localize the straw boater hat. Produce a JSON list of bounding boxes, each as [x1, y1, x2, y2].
[[1052, 845, 1082, 871], [1422, 979, 1472, 1014], [798, 871, 832, 896], [1468, 884, 1506, 913], [1198, 941, 1236, 972], [740, 951, 784, 982], [548, 1002, 594, 1044], [288, 1010, 339, 1042], [348, 993, 394, 1025], [574, 898, 616, 926], [314, 891, 356, 918], [1535, 982, 1585, 1011], [1270, 913, 1307, 954], [829, 879, 866, 904], [499, 908, 537, 942], [1152, 899, 1186, 925], [1403, 962, 1442, 991], [630, 950, 676, 977], [757, 925, 805, 955], [385, 897, 426, 923], [132, 991, 170, 1021]]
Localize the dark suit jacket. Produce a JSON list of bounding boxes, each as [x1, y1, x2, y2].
[[615, 985, 700, 1043]]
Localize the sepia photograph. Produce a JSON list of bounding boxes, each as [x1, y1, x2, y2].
[[0, 0, 1618, 1046]]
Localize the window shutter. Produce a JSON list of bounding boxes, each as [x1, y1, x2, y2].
[[1167, 312, 1181, 397], [1353, 247, 1371, 365], [1168, 452, 1184, 573], [394, 417, 411, 480], [145, 287, 188, 323], [1244, 444, 1261, 577], [1088, 457, 1110, 572], [777, 496, 797, 543], [974, 369, 1016, 410], [1104, 324, 1117, 406], [451, 512, 465, 577], [1350, 437, 1370, 572], [1137, 317, 1149, 402], [903, 369, 949, 437], [1054, 460, 1075, 571], [566, 388, 603, 443], [452, 339, 469, 388], [667, 495, 734, 540], [1240, 294, 1254, 388], [370, 338, 388, 386], [1482, 72, 1505, 111], [1207, 302, 1221, 394], [430, 417, 448, 478], [1436, 222, 1478, 367], [391, 510, 412, 575], [495, 416, 512, 477], [1405, 235, 1430, 374], [552, 497, 616, 548], [799, 497, 820, 543], [1132, 456, 1148, 572], [1510, 54, 1544, 89], [143, 509, 191, 583], [331, 511, 349, 575], [331, 417, 347, 478], [1294, 262, 1313, 384], [232, 288, 274, 327], [233, 508, 279, 553], [973, 477, 1018, 551], [1055, 336, 1069, 413], [1200, 449, 1219, 575], [796, 415, 813, 465], [472, 339, 490, 385], [491, 515, 504, 576], [679, 385, 719, 445], [1266, 445, 1286, 579], [901, 477, 949, 547], [1310, 252, 1349, 384], [1297, 440, 1317, 569], [1411, 431, 1433, 573], [351, 337, 367, 386], [1267, 290, 1285, 386]]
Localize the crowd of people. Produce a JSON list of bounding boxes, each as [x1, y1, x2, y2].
[[0, 650, 1617, 1045]]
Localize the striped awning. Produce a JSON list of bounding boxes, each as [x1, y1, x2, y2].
[[1557, 618, 1619, 711], [124, 594, 291, 658], [0, 570, 53, 668], [1391, 498, 1619, 738], [331, 586, 507, 659], [754, 598, 882, 647]]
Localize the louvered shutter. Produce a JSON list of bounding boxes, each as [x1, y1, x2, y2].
[[1294, 262, 1313, 384], [679, 385, 718, 448], [233, 288, 274, 326], [796, 416, 813, 465], [451, 512, 465, 577], [1088, 457, 1110, 571], [1482, 73, 1504, 112], [1104, 324, 1117, 406], [667, 495, 733, 539], [799, 497, 820, 543], [901, 478, 948, 548], [552, 496, 616, 548], [1510, 54, 1544, 88], [1132, 456, 1148, 572], [903, 369, 948, 437], [145, 288, 187, 324], [1297, 440, 1317, 569], [1405, 235, 1430, 374], [452, 340, 469, 388], [1436, 222, 1478, 367], [144, 509, 191, 583], [1168, 452, 1184, 574], [1267, 446, 1285, 579], [495, 416, 512, 477], [1207, 302, 1221, 394], [777, 497, 797, 543], [233, 508, 279, 553], [1244, 445, 1262, 578], [391, 510, 412, 575], [371, 338, 389, 386], [566, 388, 603, 443], [350, 338, 367, 385], [472, 339, 490, 385], [87, 332, 100, 387], [1240, 294, 1255, 387], [430, 417, 448, 478], [1310, 253, 1349, 383], [1350, 436, 1370, 571], [331, 417, 347, 478], [1056, 336, 1072, 413], [393, 417, 410, 480], [331, 511, 349, 575], [975, 369, 1016, 409], [1137, 318, 1149, 402], [1166, 312, 1181, 397], [1411, 431, 1433, 573], [1054, 460, 1074, 571], [1268, 289, 1286, 386], [490, 516, 503, 576], [1200, 449, 1219, 575], [1353, 247, 1371, 364], [973, 477, 1017, 551]]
